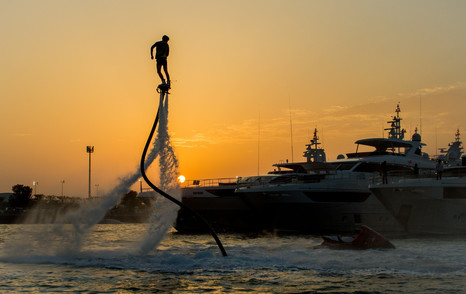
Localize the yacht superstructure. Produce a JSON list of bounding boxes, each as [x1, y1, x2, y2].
[[235, 105, 436, 234]]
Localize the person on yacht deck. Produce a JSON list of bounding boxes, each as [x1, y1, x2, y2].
[[435, 160, 444, 180]]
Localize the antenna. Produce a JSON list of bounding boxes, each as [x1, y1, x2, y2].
[[419, 95, 422, 136], [257, 112, 260, 175], [321, 127, 324, 151], [289, 99, 294, 163]]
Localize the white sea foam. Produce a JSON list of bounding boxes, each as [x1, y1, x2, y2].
[[2, 227, 464, 277], [1, 224, 464, 293]]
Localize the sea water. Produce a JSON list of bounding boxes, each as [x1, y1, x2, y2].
[[0, 224, 464, 293]]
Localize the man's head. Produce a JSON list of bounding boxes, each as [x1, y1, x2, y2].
[[162, 35, 169, 42]]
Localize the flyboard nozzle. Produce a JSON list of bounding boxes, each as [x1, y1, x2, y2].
[[157, 83, 170, 94]]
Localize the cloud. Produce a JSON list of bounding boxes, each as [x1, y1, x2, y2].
[[172, 133, 210, 148], [322, 105, 348, 114], [398, 82, 466, 99], [173, 81, 466, 150]]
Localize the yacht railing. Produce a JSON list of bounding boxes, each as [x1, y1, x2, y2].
[[236, 172, 378, 189], [384, 171, 466, 185], [182, 178, 238, 188], [366, 169, 437, 185], [181, 169, 441, 189], [236, 170, 436, 188]]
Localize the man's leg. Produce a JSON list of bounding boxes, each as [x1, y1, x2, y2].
[[163, 64, 170, 87], [157, 63, 165, 83]]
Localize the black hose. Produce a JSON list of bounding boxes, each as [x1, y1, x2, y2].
[[140, 87, 227, 257]]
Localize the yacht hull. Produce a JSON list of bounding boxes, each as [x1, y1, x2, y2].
[[370, 178, 466, 235], [237, 189, 404, 235], [175, 185, 268, 233], [175, 183, 403, 234]]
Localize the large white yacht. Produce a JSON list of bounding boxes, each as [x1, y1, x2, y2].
[[370, 131, 466, 235], [235, 105, 437, 235]]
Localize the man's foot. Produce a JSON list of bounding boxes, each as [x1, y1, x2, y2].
[[157, 83, 170, 93]]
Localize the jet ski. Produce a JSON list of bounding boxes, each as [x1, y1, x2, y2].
[[315, 225, 395, 250]]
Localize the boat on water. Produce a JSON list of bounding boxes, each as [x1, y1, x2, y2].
[[235, 105, 437, 235], [174, 131, 326, 233], [175, 129, 327, 234], [370, 131, 466, 235], [175, 178, 266, 233], [315, 225, 396, 250]]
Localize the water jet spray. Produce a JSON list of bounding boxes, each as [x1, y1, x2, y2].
[[140, 84, 227, 257]]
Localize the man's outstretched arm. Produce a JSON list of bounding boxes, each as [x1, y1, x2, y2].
[[150, 43, 157, 59]]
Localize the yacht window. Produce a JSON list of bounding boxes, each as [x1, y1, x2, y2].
[[336, 162, 358, 170], [400, 146, 410, 155], [299, 174, 325, 183], [444, 167, 466, 177], [387, 164, 412, 171], [353, 162, 382, 173], [270, 175, 294, 184]]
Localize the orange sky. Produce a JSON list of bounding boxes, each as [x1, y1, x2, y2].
[[1, 1, 466, 196]]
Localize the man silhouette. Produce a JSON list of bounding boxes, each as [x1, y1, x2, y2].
[[150, 35, 170, 87]]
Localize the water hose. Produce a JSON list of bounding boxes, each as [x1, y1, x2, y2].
[[140, 84, 227, 257]]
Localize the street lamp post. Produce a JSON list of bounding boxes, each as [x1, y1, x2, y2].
[[86, 146, 94, 199], [33, 181, 38, 196], [61, 180, 65, 197], [139, 179, 143, 194]]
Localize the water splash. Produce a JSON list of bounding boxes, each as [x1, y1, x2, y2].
[[64, 93, 180, 255], [138, 94, 181, 255], [1, 93, 180, 257]]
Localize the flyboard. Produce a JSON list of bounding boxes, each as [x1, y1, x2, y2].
[[140, 82, 227, 256], [156, 82, 170, 94]]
